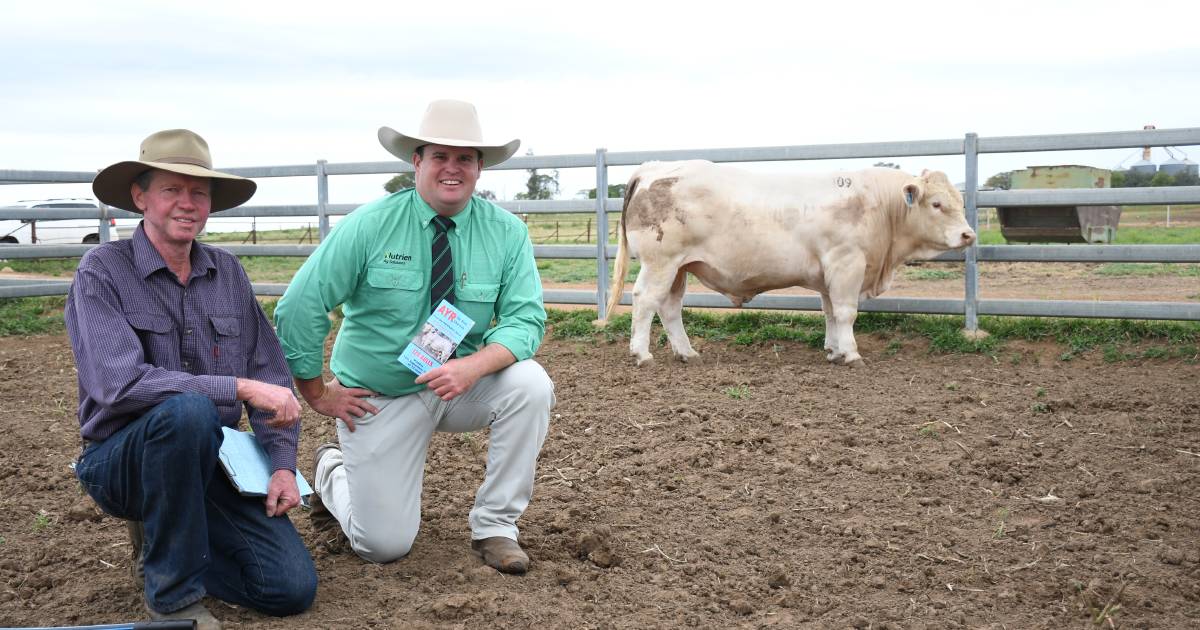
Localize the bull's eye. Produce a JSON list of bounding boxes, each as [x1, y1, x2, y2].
[[932, 201, 942, 209]]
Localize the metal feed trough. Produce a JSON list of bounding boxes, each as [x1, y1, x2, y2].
[[997, 165, 1121, 243], [997, 204, 1122, 243]]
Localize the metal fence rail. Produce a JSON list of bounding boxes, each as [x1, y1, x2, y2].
[[3, 127, 1199, 325]]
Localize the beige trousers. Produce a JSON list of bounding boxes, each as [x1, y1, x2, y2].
[[315, 360, 554, 563]]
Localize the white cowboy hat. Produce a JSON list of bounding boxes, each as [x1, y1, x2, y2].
[[378, 99, 520, 167], [92, 129, 256, 213]]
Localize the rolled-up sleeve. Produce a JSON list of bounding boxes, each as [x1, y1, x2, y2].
[[481, 227, 545, 361], [275, 219, 368, 380]]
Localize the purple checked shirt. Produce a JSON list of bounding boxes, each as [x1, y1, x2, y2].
[[65, 225, 299, 472]]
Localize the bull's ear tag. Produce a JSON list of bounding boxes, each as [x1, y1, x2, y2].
[[904, 190, 914, 206]]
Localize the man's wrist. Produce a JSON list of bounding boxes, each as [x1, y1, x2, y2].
[[235, 377, 253, 401], [294, 376, 326, 403]]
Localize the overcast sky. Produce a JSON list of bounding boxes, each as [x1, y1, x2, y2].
[[2, 0, 1198, 215]]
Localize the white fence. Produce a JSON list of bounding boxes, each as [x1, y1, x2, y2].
[[3, 127, 1200, 329]]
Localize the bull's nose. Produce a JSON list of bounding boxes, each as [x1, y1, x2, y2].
[[962, 230, 977, 246]]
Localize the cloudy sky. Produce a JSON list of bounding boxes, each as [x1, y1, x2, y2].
[[2, 0, 1198, 213]]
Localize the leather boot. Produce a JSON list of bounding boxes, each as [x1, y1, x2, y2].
[[146, 600, 222, 630], [471, 536, 529, 574]]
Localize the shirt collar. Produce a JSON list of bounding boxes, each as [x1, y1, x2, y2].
[[413, 192, 474, 229], [130, 222, 217, 281]]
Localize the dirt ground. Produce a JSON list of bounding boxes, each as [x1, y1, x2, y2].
[[1, 322, 1198, 629]]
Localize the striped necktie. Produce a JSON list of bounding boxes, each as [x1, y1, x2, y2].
[[430, 215, 456, 311]]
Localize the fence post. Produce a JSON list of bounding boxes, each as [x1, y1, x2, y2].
[[595, 148, 610, 317], [963, 133, 981, 334], [98, 202, 111, 243], [316, 160, 330, 241]]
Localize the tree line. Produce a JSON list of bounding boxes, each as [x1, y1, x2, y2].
[[986, 168, 1199, 190]]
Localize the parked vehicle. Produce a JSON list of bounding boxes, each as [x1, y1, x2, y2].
[[0, 198, 136, 244]]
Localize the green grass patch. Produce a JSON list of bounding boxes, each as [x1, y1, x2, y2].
[[723, 384, 750, 399], [236, 256, 307, 284], [974, 228, 1007, 245], [978, 222, 1200, 246], [0, 297, 67, 335], [199, 227, 320, 244], [0, 296, 286, 336], [32, 512, 52, 533], [1, 254, 628, 285], [1115, 226, 1200, 245], [0, 258, 80, 277], [549, 308, 1200, 362], [537, 259, 640, 284], [1093, 263, 1200, 278], [993, 508, 1010, 539], [904, 268, 961, 281]]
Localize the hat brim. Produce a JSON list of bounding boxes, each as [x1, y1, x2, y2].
[[92, 160, 257, 214], [377, 127, 520, 168]]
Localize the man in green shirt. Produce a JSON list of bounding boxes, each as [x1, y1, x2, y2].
[[274, 100, 554, 574]]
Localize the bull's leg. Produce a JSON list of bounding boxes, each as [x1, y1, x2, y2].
[[824, 265, 866, 367], [660, 268, 699, 363], [629, 264, 679, 367], [819, 292, 840, 361]]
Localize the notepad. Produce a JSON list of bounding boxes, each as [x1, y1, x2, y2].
[[218, 427, 314, 497]]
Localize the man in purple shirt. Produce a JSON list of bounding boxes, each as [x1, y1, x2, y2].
[[66, 129, 316, 629]]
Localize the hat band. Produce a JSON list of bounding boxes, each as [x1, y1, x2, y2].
[[150, 155, 211, 168]]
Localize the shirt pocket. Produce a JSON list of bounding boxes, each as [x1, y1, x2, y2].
[[125, 312, 178, 367], [364, 266, 424, 329], [209, 315, 245, 375], [367, 267, 423, 291], [457, 282, 500, 334]]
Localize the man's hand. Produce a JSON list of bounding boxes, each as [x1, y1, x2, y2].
[[236, 379, 301, 428], [416, 358, 485, 401], [415, 344, 516, 401], [265, 469, 300, 517], [295, 375, 379, 432]]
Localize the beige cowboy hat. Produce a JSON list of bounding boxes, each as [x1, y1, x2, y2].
[[92, 129, 256, 213], [378, 99, 520, 167]]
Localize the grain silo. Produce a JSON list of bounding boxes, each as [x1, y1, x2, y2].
[[1159, 156, 1198, 177], [1129, 124, 1158, 175]]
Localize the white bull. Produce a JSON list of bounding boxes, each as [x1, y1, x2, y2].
[[598, 161, 977, 367]]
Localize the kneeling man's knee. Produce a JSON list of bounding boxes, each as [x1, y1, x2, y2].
[[257, 569, 317, 617], [354, 531, 417, 564], [145, 393, 222, 451], [510, 360, 555, 413]]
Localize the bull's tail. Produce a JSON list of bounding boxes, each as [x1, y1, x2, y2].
[[596, 176, 639, 325]]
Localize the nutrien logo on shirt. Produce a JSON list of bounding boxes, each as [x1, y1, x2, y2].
[[383, 252, 412, 265]]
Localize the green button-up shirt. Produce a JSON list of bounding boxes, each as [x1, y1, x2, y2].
[[275, 190, 546, 396]]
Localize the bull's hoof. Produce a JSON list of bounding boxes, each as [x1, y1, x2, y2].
[[674, 351, 701, 364], [634, 355, 655, 368], [591, 318, 608, 329], [846, 357, 866, 368]]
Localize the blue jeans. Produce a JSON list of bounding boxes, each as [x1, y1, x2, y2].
[[75, 393, 317, 616]]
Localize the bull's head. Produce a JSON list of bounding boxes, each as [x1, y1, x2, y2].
[[902, 169, 976, 255]]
